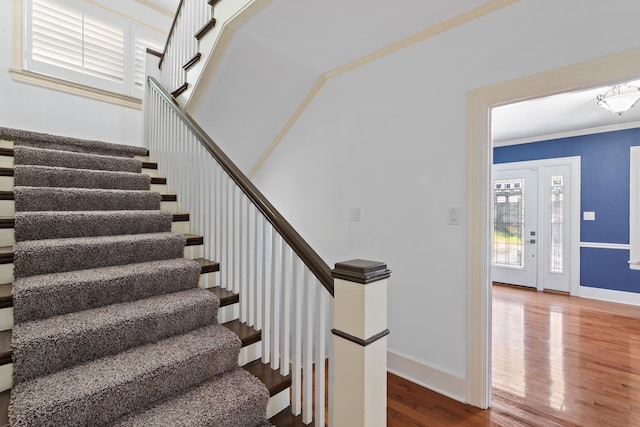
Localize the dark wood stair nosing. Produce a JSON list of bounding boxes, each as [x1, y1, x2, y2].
[[244, 358, 292, 397], [142, 161, 158, 169], [194, 257, 219, 274], [172, 213, 189, 222], [269, 406, 314, 427], [183, 53, 202, 71], [171, 83, 189, 98], [223, 319, 261, 347], [150, 177, 167, 185], [184, 234, 204, 246], [161, 194, 177, 202], [195, 18, 217, 40], [207, 286, 239, 307], [0, 148, 13, 157]]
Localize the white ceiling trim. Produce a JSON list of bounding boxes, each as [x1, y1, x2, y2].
[[85, 0, 168, 34], [247, 0, 521, 178], [134, 0, 174, 18], [493, 120, 640, 147]]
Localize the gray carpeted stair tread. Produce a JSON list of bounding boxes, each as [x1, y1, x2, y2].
[[14, 186, 161, 212], [0, 127, 147, 157], [14, 165, 151, 190], [14, 232, 185, 278], [14, 210, 173, 241], [112, 368, 271, 427], [14, 146, 142, 173], [13, 258, 201, 323], [12, 288, 219, 382], [9, 323, 241, 427]]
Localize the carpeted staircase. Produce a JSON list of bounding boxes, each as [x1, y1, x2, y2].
[[0, 128, 271, 426]]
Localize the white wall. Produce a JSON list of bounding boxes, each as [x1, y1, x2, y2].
[[0, 1, 169, 146], [190, 29, 319, 173], [248, 0, 640, 398]]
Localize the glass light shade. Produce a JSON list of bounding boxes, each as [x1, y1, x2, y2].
[[597, 84, 640, 115]]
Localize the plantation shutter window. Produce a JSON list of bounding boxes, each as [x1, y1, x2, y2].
[[23, 0, 163, 99]]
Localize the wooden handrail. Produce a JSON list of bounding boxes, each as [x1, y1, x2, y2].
[[147, 77, 334, 295], [158, 0, 185, 69]]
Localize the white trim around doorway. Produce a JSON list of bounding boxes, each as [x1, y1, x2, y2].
[[466, 48, 640, 409]]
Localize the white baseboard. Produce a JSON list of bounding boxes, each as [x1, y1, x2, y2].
[[387, 350, 466, 403], [579, 285, 640, 306]]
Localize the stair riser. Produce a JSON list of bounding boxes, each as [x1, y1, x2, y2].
[[198, 271, 218, 288], [0, 309, 11, 332], [239, 341, 261, 366], [267, 389, 291, 419], [0, 231, 10, 247], [217, 302, 239, 324], [0, 364, 10, 393], [152, 183, 168, 193]]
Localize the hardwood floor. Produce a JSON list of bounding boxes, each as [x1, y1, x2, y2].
[[387, 284, 640, 426]]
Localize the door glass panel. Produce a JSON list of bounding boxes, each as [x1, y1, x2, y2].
[[550, 175, 564, 273], [492, 179, 525, 268]]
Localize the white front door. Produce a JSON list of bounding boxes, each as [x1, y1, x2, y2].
[[492, 168, 538, 288], [492, 159, 577, 293]]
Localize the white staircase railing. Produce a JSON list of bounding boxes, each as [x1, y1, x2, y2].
[[146, 77, 332, 425], [147, 1, 391, 425]]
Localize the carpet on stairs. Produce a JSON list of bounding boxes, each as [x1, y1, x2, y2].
[[4, 128, 271, 427]]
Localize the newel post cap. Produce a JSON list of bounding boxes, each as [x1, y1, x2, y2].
[[331, 259, 391, 284]]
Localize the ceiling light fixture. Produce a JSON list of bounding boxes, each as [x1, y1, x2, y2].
[[596, 83, 640, 115]]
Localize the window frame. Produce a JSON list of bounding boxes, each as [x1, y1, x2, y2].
[[21, 0, 163, 100]]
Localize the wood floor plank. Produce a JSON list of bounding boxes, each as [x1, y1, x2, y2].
[[386, 285, 640, 426]]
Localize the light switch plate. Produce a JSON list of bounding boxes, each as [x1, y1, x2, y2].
[[583, 211, 595, 221]]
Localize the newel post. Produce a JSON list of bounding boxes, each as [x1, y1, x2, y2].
[[331, 259, 391, 427]]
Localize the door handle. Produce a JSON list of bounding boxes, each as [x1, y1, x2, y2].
[[525, 239, 536, 244]]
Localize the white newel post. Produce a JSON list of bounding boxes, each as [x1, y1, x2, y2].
[[331, 259, 391, 427]]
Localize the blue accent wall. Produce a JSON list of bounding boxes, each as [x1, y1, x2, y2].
[[494, 127, 640, 293]]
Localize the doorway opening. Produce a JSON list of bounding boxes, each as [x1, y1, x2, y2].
[[466, 48, 640, 409]]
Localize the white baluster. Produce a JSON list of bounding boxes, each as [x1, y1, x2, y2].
[[315, 281, 326, 427], [302, 268, 314, 424], [270, 233, 281, 371], [280, 245, 290, 376], [254, 210, 262, 331], [291, 257, 303, 415], [261, 221, 271, 364], [238, 193, 245, 322], [246, 201, 253, 326]]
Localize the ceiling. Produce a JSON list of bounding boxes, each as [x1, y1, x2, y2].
[[239, 0, 487, 72], [493, 79, 640, 145]]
